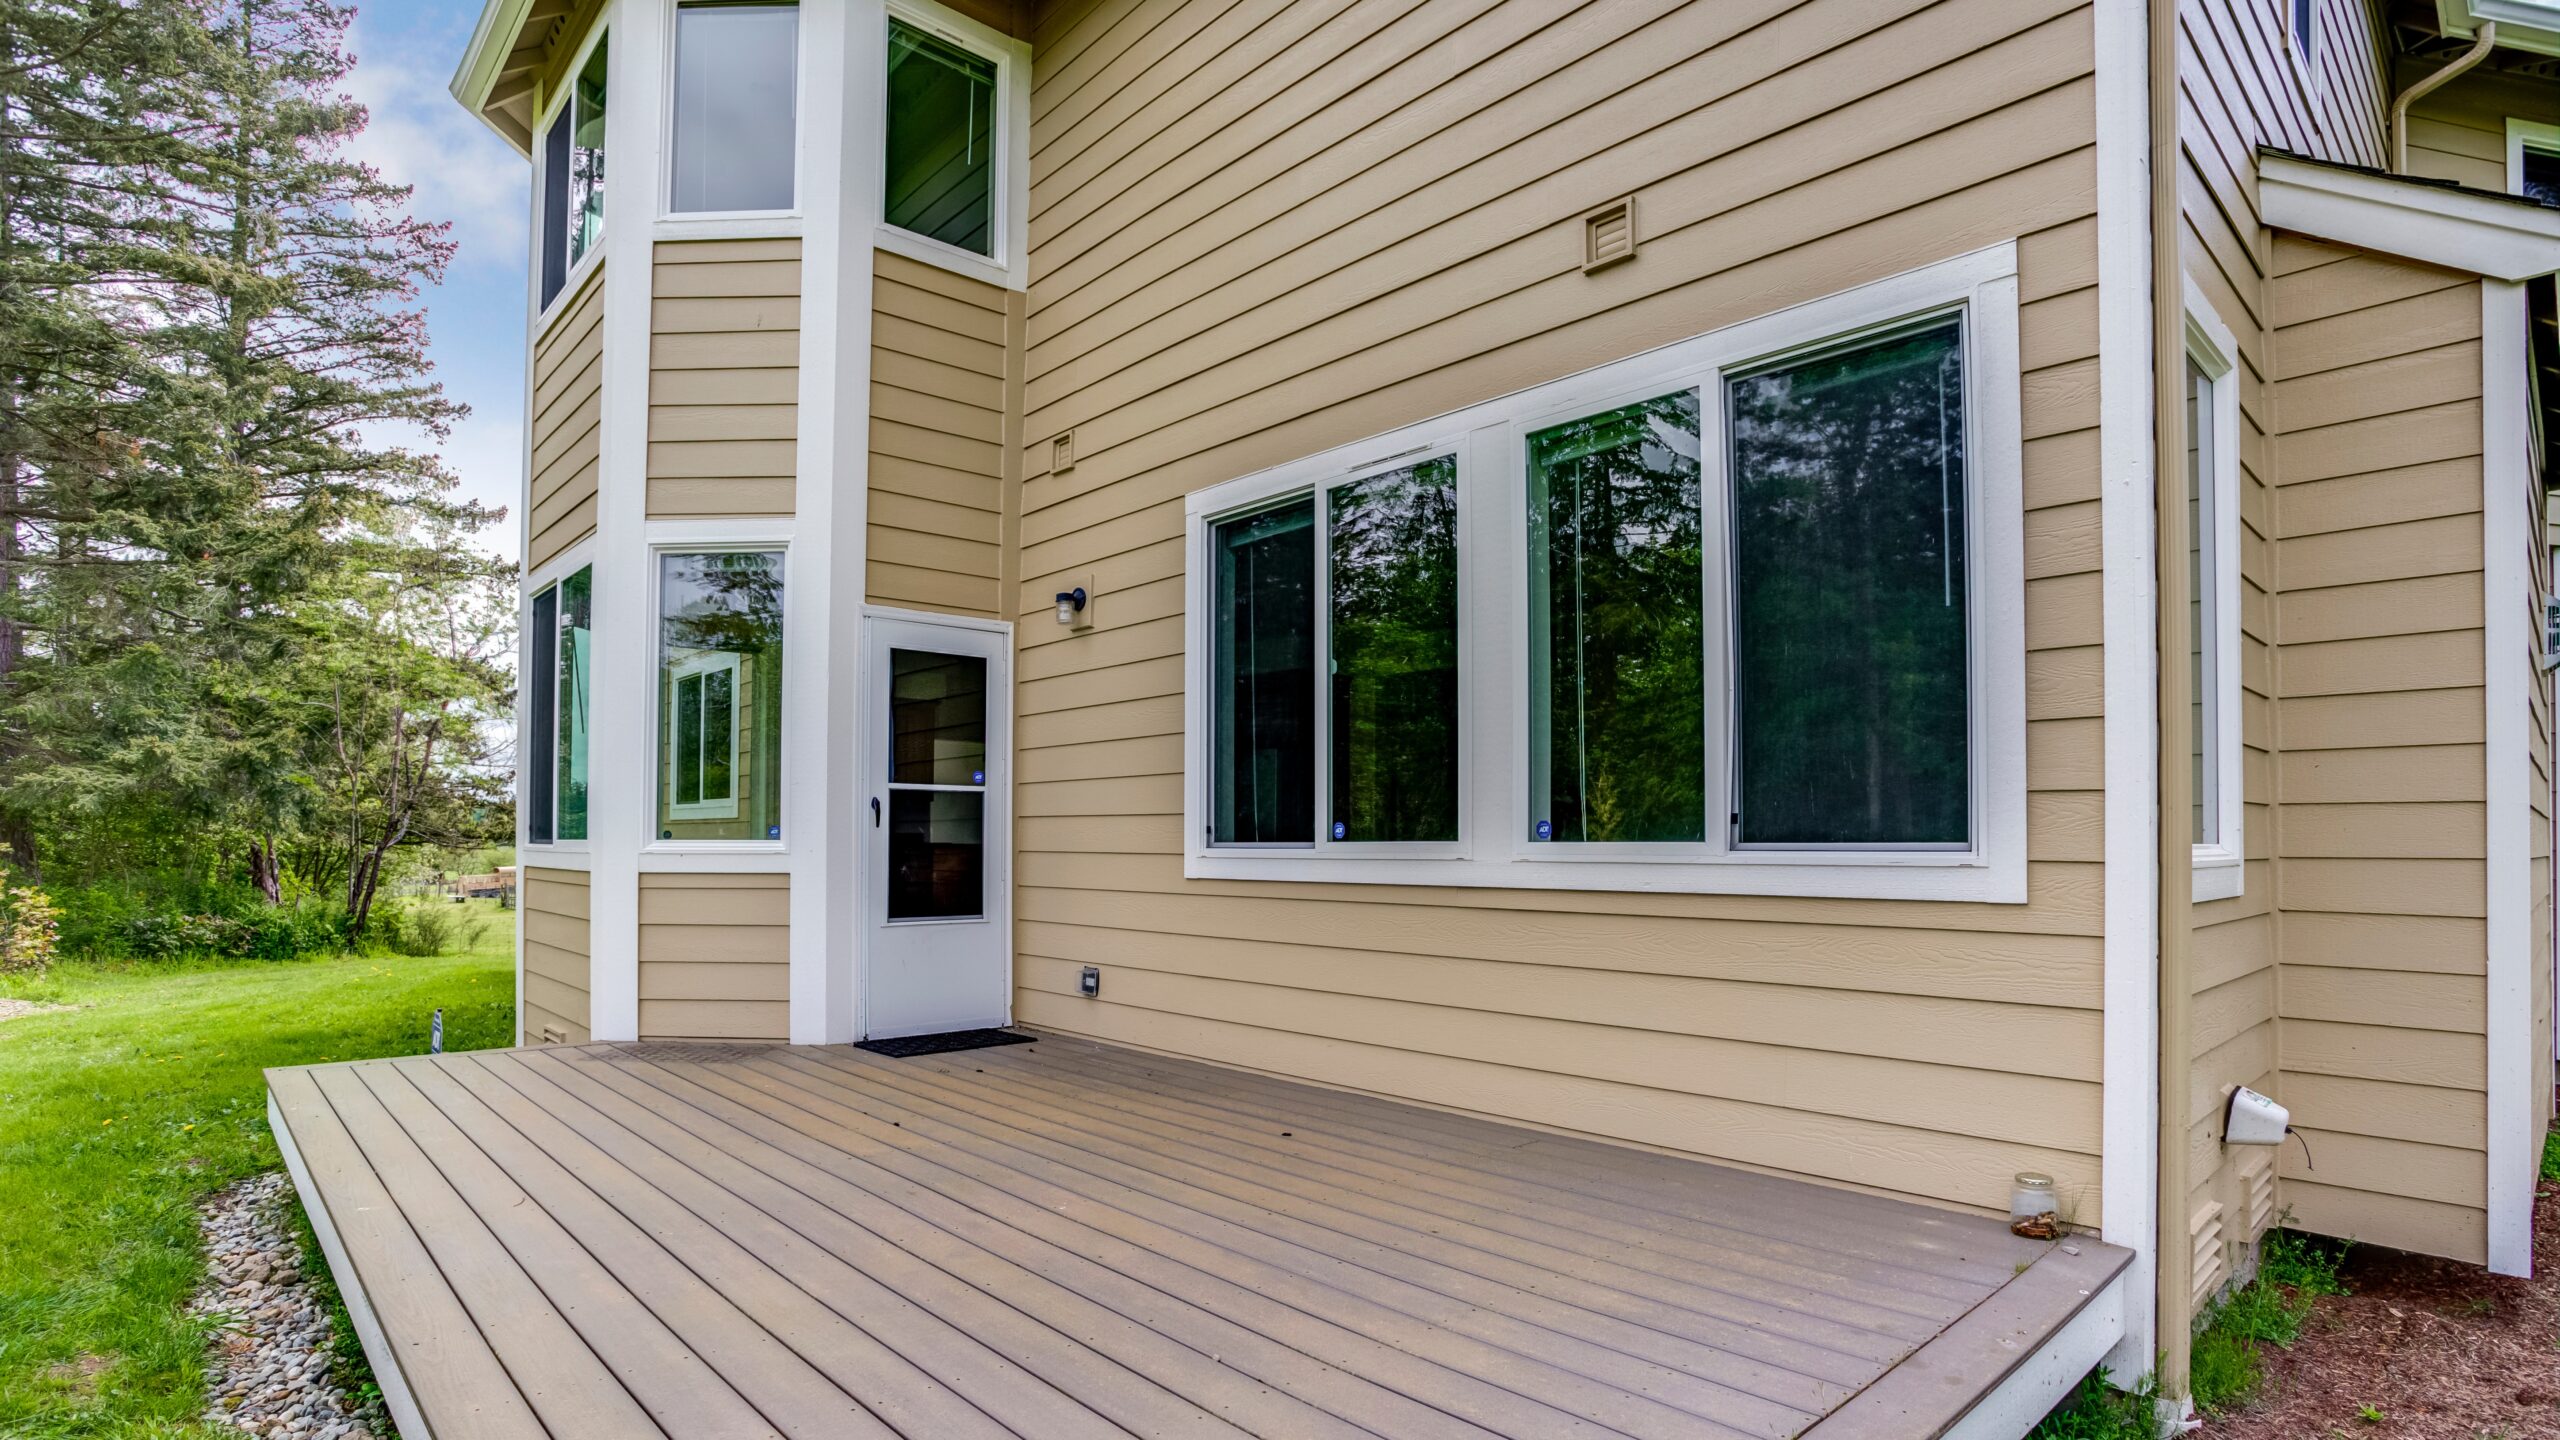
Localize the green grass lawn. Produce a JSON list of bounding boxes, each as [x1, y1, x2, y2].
[[0, 905, 516, 1438]]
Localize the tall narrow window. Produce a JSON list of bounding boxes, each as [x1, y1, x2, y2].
[[657, 551, 784, 842], [539, 106, 571, 309], [884, 18, 996, 256], [569, 39, 608, 266], [671, 2, 798, 214], [2185, 302, 2243, 900], [2189, 358, 2216, 846], [1526, 392, 1705, 844], [1210, 500, 1314, 844], [1730, 322, 1969, 847], [527, 585, 559, 845], [525, 565, 594, 846], [1329, 457, 1459, 842]]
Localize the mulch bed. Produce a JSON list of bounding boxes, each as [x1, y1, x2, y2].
[[2204, 1173, 2560, 1439]]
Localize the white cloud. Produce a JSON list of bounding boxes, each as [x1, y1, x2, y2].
[[342, 19, 528, 276]]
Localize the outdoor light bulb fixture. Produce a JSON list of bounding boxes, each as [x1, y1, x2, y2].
[[1054, 586, 1088, 626]]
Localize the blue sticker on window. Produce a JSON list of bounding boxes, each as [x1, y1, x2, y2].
[[1534, 819, 1553, 841], [972, 769, 985, 786], [767, 824, 780, 840], [1332, 820, 1346, 840]]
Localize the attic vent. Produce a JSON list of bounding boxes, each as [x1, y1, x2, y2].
[[1051, 430, 1076, 475], [1582, 196, 1637, 272], [2240, 1150, 2278, 1237], [2190, 1200, 2228, 1303]]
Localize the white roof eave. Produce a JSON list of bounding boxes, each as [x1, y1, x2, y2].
[[2260, 152, 2560, 281]]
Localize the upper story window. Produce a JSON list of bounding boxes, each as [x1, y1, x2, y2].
[[538, 33, 609, 310], [526, 565, 595, 845], [884, 16, 997, 258], [2288, 0, 2322, 79], [1182, 245, 2028, 901], [671, 1, 798, 214]]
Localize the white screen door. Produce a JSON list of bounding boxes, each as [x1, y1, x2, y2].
[[860, 612, 1012, 1039]]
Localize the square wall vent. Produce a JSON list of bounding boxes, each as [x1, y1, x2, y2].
[[1582, 196, 1637, 272], [1052, 431, 1076, 475]]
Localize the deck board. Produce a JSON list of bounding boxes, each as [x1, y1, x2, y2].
[[270, 1034, 2130, 1440]]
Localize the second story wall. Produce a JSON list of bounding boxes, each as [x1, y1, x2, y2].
[[867, 250, 1021, 618], [648, 238, 803, 519], [530, 264, 605, 570]]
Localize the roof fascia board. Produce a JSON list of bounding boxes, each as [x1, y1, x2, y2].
[[2439, 0, 2560, 58], [2259, 152, 2560, 280], [451, 0, 538, 152]]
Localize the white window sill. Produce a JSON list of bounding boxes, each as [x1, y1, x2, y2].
[[1184, 850, 2028, 904], [2192, 846, 2244, 902], [516, 847, 593, 871], [639, 846, 790, 871], [656, 214, 802, 243], [875, 222, 1021, 292]]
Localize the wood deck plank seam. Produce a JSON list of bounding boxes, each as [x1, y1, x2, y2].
[[265, 1071, 554, 1440], [788, 1045, 1899, 1390], [345, 1063, 800, 1440], [938, 1038, 1984, 1323], [1017, 1035, 2028, 1287], [462, 1050, 1279, 1440], [513, 1049, 1506, 1440], [398, 1056, 1053, 1440], [840, 1039, 1968, 1338], [667, 1052, 1781, 1440], [302, 1066, 674, 1440], [597, 1050, 1647, 1440], [778, 1046, 1863, 1417]]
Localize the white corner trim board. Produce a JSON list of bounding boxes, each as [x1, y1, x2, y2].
[[2091, 0, 2161, 1381], [2259, 152, 2560, 282], [268, 1092, 435, 1440], [2482, 278, 2535, 1277]]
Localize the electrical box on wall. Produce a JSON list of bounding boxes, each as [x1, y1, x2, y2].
[[2224, 1086, 2291, 1146], [1079, 966, 1101, 998]]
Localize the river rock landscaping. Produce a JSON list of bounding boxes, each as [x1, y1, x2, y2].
[[190, 1172, 382, 1440]]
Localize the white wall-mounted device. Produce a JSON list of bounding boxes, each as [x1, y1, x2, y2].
[[2224, 1086, 2291, 1146]]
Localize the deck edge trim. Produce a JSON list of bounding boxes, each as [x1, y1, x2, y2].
[[268, 1087, 437, 1440]]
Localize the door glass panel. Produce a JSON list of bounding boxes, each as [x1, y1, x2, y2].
[[888, 789, 984, 920], [891, 649, 987, 785]]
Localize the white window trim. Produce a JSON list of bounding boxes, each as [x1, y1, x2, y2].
[[2184, 279, 2246, 903], [646, 522, 792, 856], [1182, 243, 2028, 903], [521, 541, 598, 862], [2286, 0, 2325, 100], [656, 0, 804, 228], [874, 0, 1029, 292], [532, 20, 612, 335], [2505, 117, 2560, 197], [664, 649, 745, 819]]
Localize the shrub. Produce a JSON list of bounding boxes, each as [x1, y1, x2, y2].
[[0, 870, 62, 975], [44, 881, 350, 962]]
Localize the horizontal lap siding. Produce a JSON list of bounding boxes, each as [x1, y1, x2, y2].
[[869, 250, 1014, 618], [636, 872, 788, 1041], [648, 240, 800, 518], [2402, 65, 2560, 193], [2271, 236, 2488, 1264], [529, 267, 604, 570], [1014, 0, 2109, 1219], [522, 868, 592, 1045], [2174, 0, 2387, 1289]]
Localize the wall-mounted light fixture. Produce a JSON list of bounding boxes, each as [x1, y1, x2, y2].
[[1054, 586, 1088, 626]]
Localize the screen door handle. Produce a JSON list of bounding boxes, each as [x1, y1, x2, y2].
[[871, 796, 881, 827]]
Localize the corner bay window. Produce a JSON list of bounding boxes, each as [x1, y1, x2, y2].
[[1187, 246, 2024, 896], [526, 566, 593, 845], [671, 1, 798, 214], [884, 17, 996, 257], [657, 551, 784, 842], [539, 36, 608, 310]]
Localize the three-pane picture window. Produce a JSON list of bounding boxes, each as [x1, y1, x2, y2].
[[1188, 247, 2026, 897], [656, 550, 785, 842], [525, 566, 594, 846], [670, 1, 798, 214], [884, 17, 997, 257]]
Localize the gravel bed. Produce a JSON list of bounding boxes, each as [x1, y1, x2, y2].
[[190, 1172, 385, 1440], [0, 997, 71, 1021]]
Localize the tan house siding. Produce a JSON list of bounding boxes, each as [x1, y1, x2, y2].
[[2270, 238, 2488, 1264], [521, 868, 592, 1044], [2173, 0, 2390, 1289], [2402, 64, 2560, 193], [868, 250, 1015, 617], [647, 239, 801, 518], [637, 871, 789, 1041], [529, 264, 604, 570], [1010, 0, 2110, 1219]]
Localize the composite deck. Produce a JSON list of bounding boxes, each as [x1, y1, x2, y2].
[[267, 1034, 2129, 1440]]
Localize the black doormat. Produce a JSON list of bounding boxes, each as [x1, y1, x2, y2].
[[854, 1028, 1036, 1060]]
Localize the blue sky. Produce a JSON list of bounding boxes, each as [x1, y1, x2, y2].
[[348, 0, 531, 560]]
